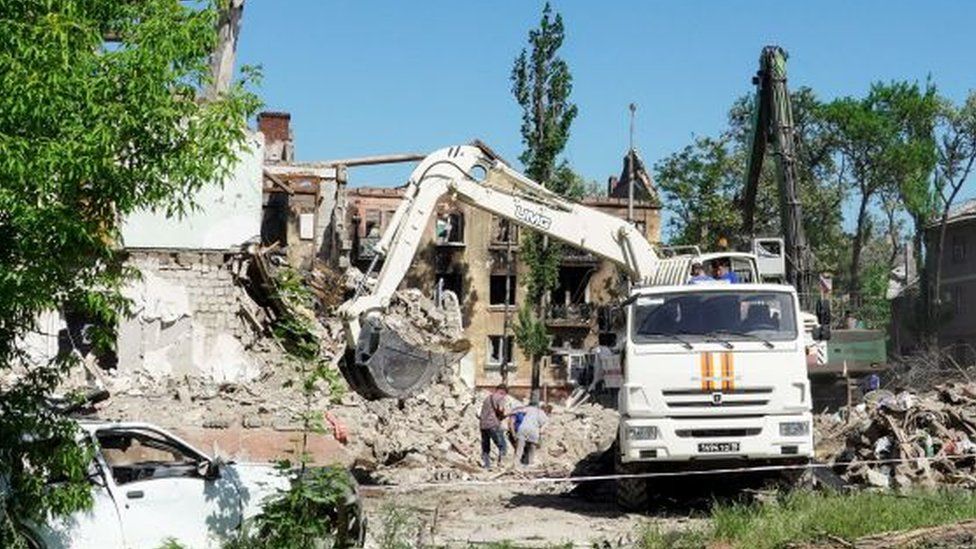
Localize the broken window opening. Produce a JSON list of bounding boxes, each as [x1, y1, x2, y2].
[[490, 216, 519, 245], [548, 267, 595, 323], [363, 209, 382, 238], [96, 429, 203, 485], [486, 335, 514, 370], [953, 285, 966, 315], [551, 266, 593, 306], [436, 272, 463, 303], [952, 235, 966, 264], [489, 274, 516, 306], [436, 212, 465, 244]]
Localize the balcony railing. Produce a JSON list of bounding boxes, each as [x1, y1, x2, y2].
[[546, 303, 593, 327]]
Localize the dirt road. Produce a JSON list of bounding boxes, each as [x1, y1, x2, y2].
[[360, 482, 702, 548]]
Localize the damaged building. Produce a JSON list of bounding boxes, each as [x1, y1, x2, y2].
[[346, 147, 662, 398]]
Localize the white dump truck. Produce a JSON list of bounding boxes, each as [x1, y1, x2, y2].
[[337, 143, 827, 509], [614, 283, 816, 508]]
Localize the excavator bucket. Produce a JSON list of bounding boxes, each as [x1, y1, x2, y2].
[[341, 316, 468, 400]]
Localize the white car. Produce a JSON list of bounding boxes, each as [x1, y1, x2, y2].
[[23, 420, 364, 548]]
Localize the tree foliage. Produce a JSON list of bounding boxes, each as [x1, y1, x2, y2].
[[510, 3, 577, 380], [657, 87, 847, 270], [820, 81, 938, 300], [0, 0, 259, 540], [511, 3, 577, 187]]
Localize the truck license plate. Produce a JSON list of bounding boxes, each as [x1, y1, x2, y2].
[[698, 442, 740, 453]]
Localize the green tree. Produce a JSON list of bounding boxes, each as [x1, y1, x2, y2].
[[0, 1, 259, 543], [655, 136, 742, 247], [820, 81, 937, 302], [658, 87, 848, 276], [510, 3, 577, 395]]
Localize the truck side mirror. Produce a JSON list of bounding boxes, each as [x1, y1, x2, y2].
[[815, 298, 831, 327]]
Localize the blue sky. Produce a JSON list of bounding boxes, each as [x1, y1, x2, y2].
[[236, 0, 976, 230]]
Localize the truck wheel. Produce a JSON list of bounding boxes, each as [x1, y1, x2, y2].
[[615, 475, 649, 511]]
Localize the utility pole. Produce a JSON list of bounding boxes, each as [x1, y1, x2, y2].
[[627, 103, 636, 223]]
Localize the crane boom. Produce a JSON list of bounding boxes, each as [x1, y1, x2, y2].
[[741, 46, 811, 298]]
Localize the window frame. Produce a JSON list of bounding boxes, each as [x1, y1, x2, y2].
[[486, 335, 515, 369], [489, 274, 517, 306]]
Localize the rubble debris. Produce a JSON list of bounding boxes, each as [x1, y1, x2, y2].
[[382, 288, 469, 355], [815, 382, 976, 488], [332, 368, 619, 484]]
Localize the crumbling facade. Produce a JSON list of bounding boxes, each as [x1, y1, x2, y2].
[[345, 150, 661, 397], [890, 199, 976, 363], [258, 112, 348, 270]]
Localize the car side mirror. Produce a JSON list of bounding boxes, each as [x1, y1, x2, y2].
[[197, 459, 221, 481]]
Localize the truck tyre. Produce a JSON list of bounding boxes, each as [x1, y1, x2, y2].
[[612, 440, 649, 512], [615, 474, 649, 511]]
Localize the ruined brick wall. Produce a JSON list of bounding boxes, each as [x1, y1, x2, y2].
[[117, 250, 262, 381]]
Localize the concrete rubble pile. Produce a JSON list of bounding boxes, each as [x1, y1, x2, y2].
[[383, 288, 470, 353], [37, 247, 620, 480], [332, 372, 620, 484], [815, 382, 976, 488]]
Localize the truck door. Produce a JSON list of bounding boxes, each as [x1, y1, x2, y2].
[[95, 427, 242, 548]]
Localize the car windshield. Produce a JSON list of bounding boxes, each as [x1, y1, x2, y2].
[[631, 290, 797, 344]]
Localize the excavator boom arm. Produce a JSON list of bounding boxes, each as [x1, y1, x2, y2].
[[338, 144, 661, 399]]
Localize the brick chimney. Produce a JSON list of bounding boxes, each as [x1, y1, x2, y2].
[[257, 111, 294, 163]]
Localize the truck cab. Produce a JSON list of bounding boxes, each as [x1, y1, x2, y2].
[[615, 283, 814, 507]]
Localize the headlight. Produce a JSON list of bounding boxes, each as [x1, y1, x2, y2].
[[779, 421, 809, 437], [626, 425, 659, 440]]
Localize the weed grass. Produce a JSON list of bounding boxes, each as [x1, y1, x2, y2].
[[641, 489, 976, 549]]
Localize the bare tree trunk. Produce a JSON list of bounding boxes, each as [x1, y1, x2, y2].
[[849, 193, 871, 303]]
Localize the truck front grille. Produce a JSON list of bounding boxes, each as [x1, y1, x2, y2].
[[662, 386, 773, 409], [667, 399, 769, 408], [674, 428, 762, 438]]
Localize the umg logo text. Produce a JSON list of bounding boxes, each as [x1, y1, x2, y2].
[[514, 204, 553, 230]]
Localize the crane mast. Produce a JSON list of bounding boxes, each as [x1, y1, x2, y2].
[[741, 45, 811, 300]]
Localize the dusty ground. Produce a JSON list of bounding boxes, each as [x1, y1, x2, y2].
[[359, 482, 698, 548]]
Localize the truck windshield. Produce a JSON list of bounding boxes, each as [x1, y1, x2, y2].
[[631, 290, 797, 344]]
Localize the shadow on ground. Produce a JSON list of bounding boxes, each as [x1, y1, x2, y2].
[[509, 449, 803, 517]]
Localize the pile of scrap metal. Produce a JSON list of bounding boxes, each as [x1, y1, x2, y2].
[[817, 382, 976, 488]]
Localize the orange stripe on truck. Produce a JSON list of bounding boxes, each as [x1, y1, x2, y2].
[[700, 352, 709, 391]]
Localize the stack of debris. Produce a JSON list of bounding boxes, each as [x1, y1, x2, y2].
[[332, 371, 619, 484], [816, 382, 976, 488]]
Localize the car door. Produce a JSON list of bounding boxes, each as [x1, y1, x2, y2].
[[34, 442, 127, 549], [94, 427, 242, 548]]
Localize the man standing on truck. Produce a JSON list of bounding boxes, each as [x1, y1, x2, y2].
[[712, 259, 740, 283], [479, 384, 508, 469], [688, 261, 713, 284]]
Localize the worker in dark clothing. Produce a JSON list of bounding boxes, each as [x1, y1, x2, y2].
[[479, 384, 508, 469]]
